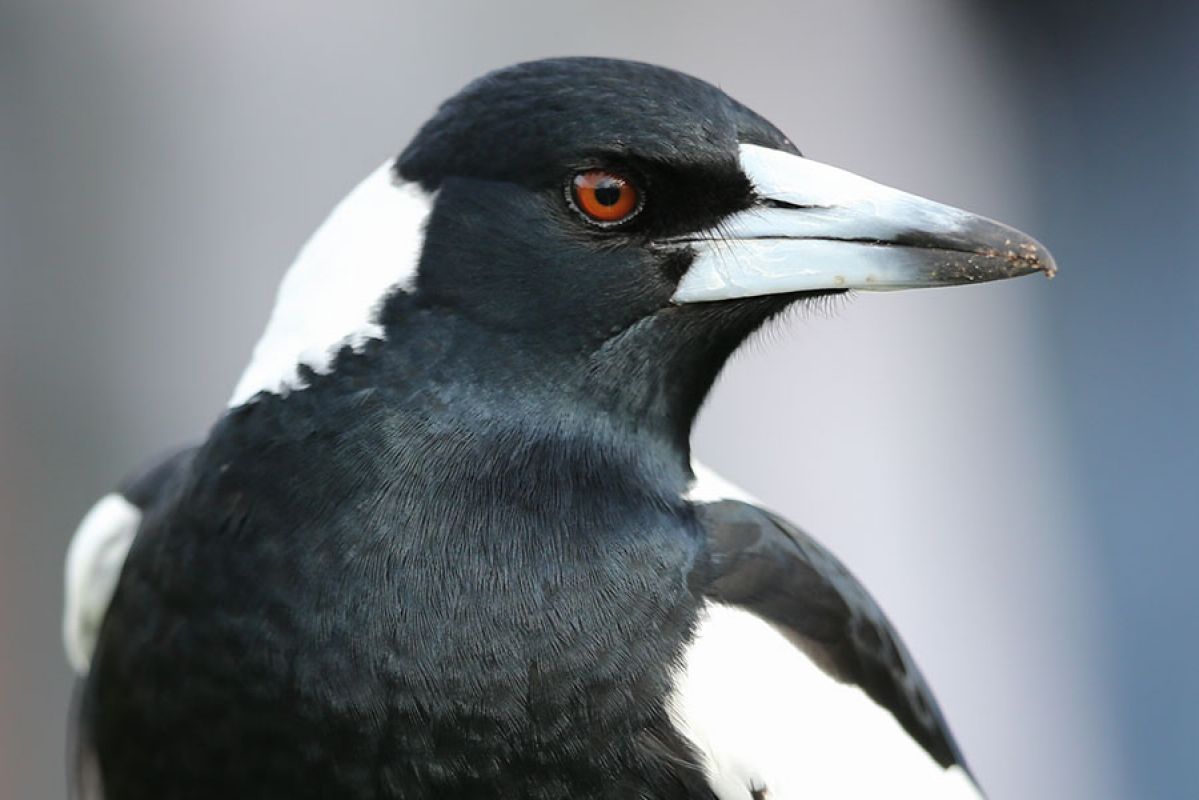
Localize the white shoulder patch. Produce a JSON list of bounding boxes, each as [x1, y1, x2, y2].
[[63, 493, 142, 674], [685, 461, 759, 505], [668, 602, 983, 800], [229, 161, 436, 407]]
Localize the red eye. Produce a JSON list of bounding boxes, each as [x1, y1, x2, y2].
[[569, 170, 642, 225]]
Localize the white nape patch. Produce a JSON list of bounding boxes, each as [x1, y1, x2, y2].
[[63, 494, 142, 674], [229, 161, 435, 407], [669, 603, 983, 800], [672, 144, 980, 303]]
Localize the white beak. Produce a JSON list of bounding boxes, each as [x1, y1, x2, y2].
[[670, 144, 1055, 304]]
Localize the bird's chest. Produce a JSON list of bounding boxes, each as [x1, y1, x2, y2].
[[358, 511, 702, 727], [99, 469, 708, 798]]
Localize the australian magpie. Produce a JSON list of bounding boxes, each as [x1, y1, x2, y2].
[[63, 57, 1054, 799]]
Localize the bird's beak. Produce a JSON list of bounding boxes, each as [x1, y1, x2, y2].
[[670, 144, 1056, 303]]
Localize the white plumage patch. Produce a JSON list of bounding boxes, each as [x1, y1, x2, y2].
[[228, 161, 435, 406], [668, 603, 982, 800], [685, 461, 759, 505], [63, 493, 142, 674], [676, 466, 983, 799]]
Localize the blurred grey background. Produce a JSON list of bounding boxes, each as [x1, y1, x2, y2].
[[1, 1, 1195, 797]]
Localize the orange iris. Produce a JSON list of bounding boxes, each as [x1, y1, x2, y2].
[[571, 170, 640, 224]]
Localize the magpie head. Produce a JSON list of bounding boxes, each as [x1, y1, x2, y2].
[[395, 57, 792, 347], [232, 57, 1054, 452]]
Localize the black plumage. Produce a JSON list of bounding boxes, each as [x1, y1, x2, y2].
[[84, 298, 786, 798], [66, 56, 1054, 799]]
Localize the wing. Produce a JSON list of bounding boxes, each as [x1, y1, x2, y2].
[[669, 468, 981, 799], [695, 499, 965, 767], [65, 446, 197, 799], [63, 446, 196, 674]]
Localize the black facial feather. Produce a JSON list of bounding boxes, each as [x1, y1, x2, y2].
[[399, 57, 791, 249], [398, 57, 796, 190], [388, 57, 813, 449]]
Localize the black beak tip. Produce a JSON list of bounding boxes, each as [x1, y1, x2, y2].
[[995, 234, 1058, 280], [961, 217, 1058, 282]]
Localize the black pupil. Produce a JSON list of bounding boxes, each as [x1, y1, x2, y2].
[[593, 179, 623, 206]]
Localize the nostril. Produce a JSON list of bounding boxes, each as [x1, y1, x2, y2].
[[757, 196, 818, 211]]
